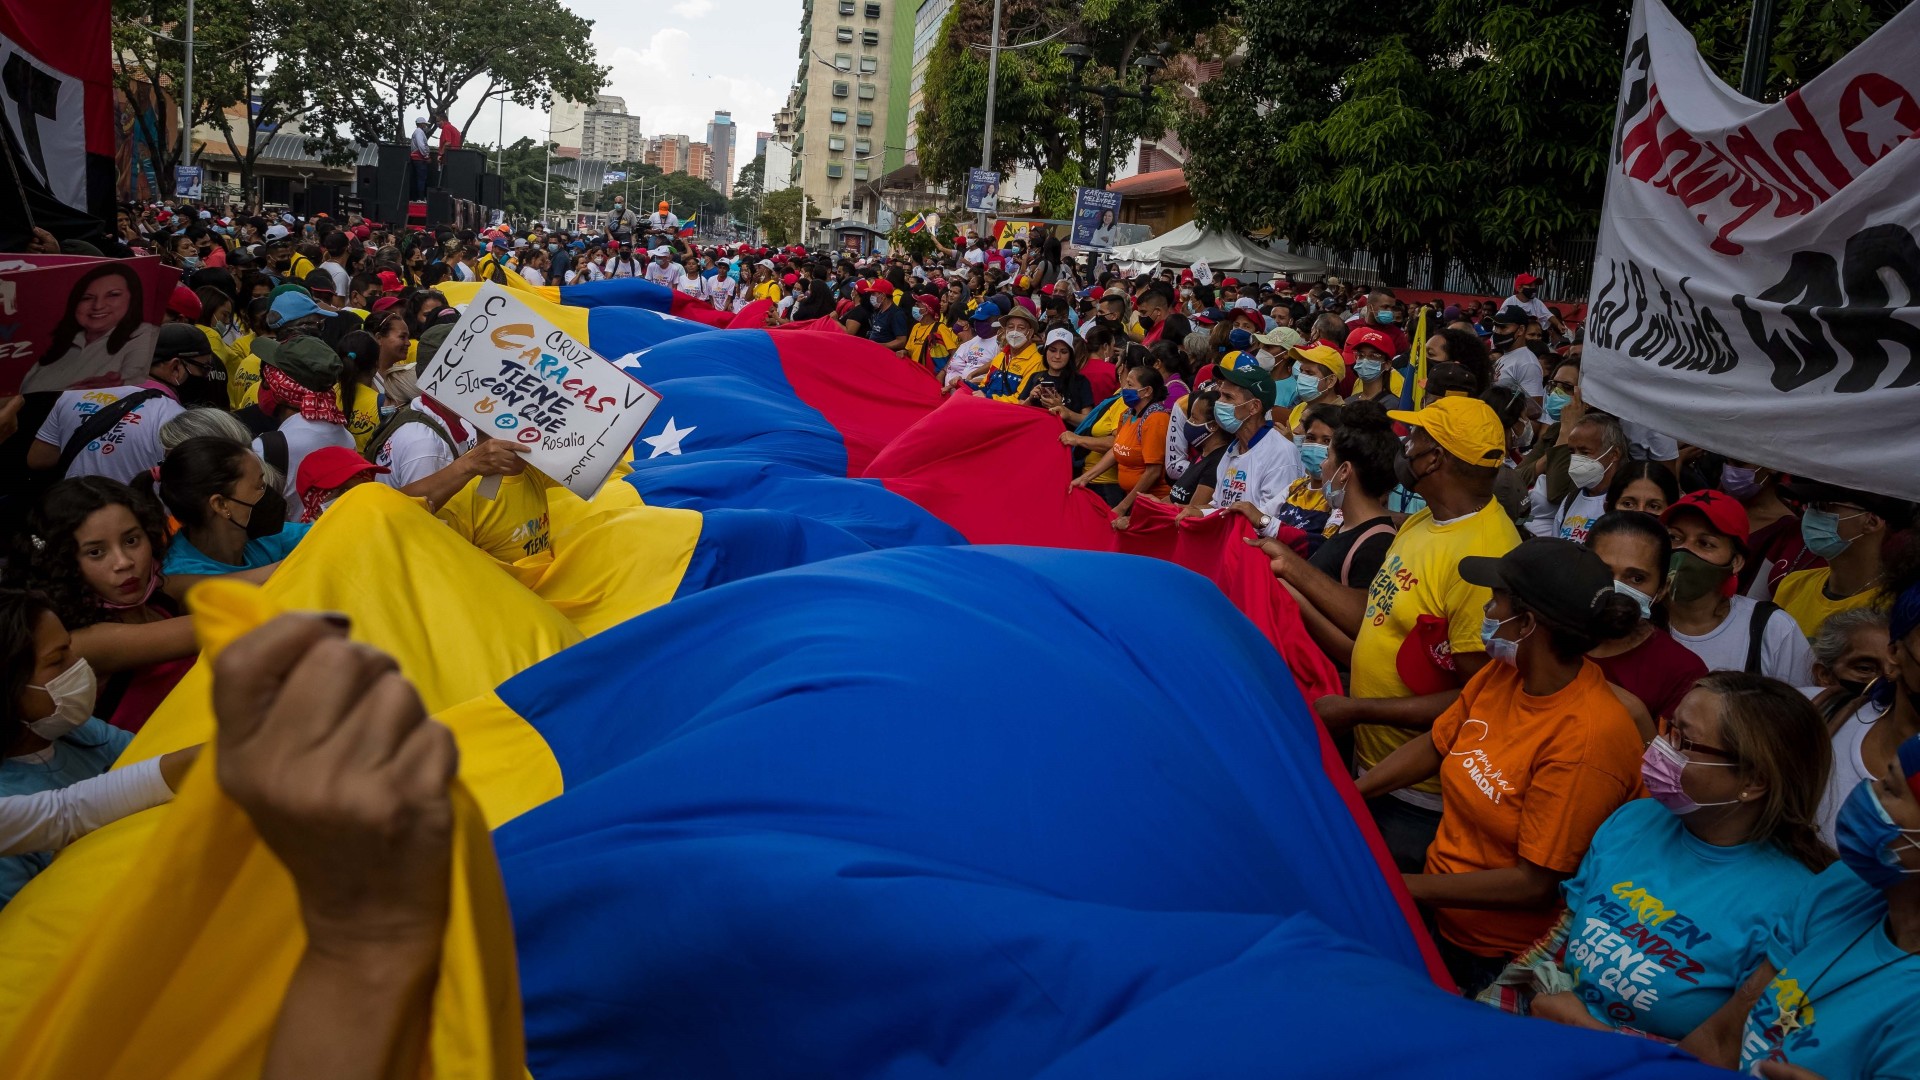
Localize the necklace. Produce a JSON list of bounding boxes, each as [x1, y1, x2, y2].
[[1773, 918, 1919, 1036]]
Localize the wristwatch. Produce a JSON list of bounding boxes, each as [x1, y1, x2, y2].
[[1257, 513, 1273, 531]]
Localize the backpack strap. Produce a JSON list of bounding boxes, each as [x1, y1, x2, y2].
[[1340, 522, 1396, 585], [1744, 600, 1784, 675], [367, 407, 458, 466], [257, 429, 289, 479], [57, 390, 163, 476]]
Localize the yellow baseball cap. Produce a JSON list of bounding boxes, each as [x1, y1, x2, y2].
[[1288, 342, 1346, 380], [1388, 397, 1505, 466]]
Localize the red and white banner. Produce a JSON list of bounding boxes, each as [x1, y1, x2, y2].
[[1582, 0, 1920, 500], [0, 0, 117, 245]]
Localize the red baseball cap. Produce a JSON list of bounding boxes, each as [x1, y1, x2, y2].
[[1346, 326, 1395, 355], [1661, 490, 1749, 551], [370, 296, 401, 314], [352, 224, 372, 240], [168, 284, 202, 320], [376, 270, 403, 292], [858, 278, 893, 295], [781, 273, 798, 287], [1514, 272, 1541, 289], [1221, 277, 1240, 288], [296, 446, 389, 497]]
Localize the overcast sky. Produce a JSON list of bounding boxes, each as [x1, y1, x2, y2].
[[448, 0, 801, 181]]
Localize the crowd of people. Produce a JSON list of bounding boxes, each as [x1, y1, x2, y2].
[[2, 203, 1918, 1080]]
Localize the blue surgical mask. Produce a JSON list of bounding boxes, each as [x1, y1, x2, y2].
[[1296, 370, 1325, 401], [1120, 387, 1142, 407], [1297, 441, 1329, 477], [1480, 614, 1525, 666], [1376, 310, 1395, 325], [1544, 389, 1572, 422], [1354, 358, 1385, 382], [1213, 399, 1245, 434], [1181, 418, 1211, 445], [1836, 778, 1920, 890], [1272, 376, 1300, 410], [1801, 507, 1860, 560], [1228, 328, 1253, 349], [1613, 580, 1654, 620]]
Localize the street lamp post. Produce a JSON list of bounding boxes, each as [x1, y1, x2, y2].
[[1061, 44, 1166, 189], [542, 122, 581, 227], [976, 0, 1002, 241]]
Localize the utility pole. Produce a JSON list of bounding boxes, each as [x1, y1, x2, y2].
[[1738, 0, 1777, 99], [180, 0, 195, 180], [975, 0, 1002, 242]]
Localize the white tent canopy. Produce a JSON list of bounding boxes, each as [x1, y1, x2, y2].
[[1105, 221, 1328, 279]]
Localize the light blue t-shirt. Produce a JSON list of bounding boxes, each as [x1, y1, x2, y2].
[[1740, 863, 1920, 1077], [163, 521, 311, 577], [1558, 798, 1812, 1039], [0, 719, 131, 907]]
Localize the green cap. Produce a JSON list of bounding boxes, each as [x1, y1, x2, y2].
[[416, 323, 454, 376], [267, 334, 342, 391]]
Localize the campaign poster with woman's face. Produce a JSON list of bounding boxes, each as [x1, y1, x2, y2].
[[1071, 188, 1124, 252], [0, 255, 176, 395]]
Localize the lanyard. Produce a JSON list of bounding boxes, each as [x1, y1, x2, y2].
[[1778, 918, 1919, 1034]]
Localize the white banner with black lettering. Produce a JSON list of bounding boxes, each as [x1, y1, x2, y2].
[[1582, 0, 1920, 500]]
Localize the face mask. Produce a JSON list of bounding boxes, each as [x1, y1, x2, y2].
[[181, 255, 201, 271], [1253, 348, 1277, 371], [1720, 464, 1763, 501], [1297, 441, 1329, 477], [1801, 507, 1861, 560], [1181, 418, 1211, 446], [1492, 331, 1517, 351], [1120, 387, 1142, 407], [1613, 579, 1654, 620], [1272, 375, 1301, 410], [1480, 614, 1526, 666], [1836, 779, 1920, 889], [1544, 389, 1572, 422], [1393, 451, 1422, 494], [24, 658, 98, 740], [1567, 449, 1610, 492], [1325, 467, 1348, 510], [1510, 423, 1535, 453], [1375, 310, 1395, 325], [1641, 735, 1740, 816], [1003, 331, 1030, 350], [1667, 550, 1733, 603], [230, 487, 288, 540], [1354, 358, 1385, 382], [1213, 398, 1245, 434], [1228, 328, 1254, 349]]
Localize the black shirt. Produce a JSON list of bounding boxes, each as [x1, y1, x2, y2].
[[1018, 371, 1092, 414], [791, 280, 835, 321], [1169, 444, 1229, 506], [865, 303, 914, 346], [1307, 515, 1396, 587]]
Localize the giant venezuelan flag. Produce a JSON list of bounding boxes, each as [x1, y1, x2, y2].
[[0, 282, 1725, 1079]]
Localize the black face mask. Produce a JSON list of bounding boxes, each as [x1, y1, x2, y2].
[[1393, 447, 1430, 494], [175, 370, 227, 409], [1492, 331, 1517, 351], [233, 487, 288, 540]]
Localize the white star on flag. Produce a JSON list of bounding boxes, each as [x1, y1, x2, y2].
[[1847, 91, 1913, 160], [643, 417, 696, 458]]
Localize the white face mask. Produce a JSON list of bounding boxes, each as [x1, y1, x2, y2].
[[1568, 447, 1612, 492], [25, 658, 97, 740], [1004, 330, 1030, 350]]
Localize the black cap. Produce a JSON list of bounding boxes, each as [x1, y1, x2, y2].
[[303, 269, 338, 297], [1459, 538, 1618, 634], [153, 322, 213, 361], [1779, 477, 1917, 530], [1491, 304, 1534, 326]]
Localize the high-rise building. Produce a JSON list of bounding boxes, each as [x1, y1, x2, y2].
[[785, 0, 914, 238], [548, 97, 588, 158], [755, 131, 772, 160], [580, 95, 645, 163], [645, 133, 691, 174], [687, 142, 712, 185], [705, 111, 736, 196]]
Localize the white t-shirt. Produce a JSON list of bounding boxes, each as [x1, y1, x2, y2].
[[647, 211, 680, 232], [1669, 595, 1816, 684], [1524, 475, 1606, 542], [610, 257, 639, 279], [675, 271, 706, 299], [1494, 348, 1546, 400], [322, 261, 350, 297], [1210, 424, 1305, 538], [255, 415, 355, 519], [645, 261, 685, 288], [944, 335, 999, 386], [520, 266, 547, 287], [373, 401, 477, 488], [1815, 697, 1882, 847], [34, 386, 183, 483], [706, 275, 738, 310], [582, 261, 608, 282], [453, 262, 477, 282], [962, 247, 986, 267], [1620, 419, 1680, 462], [1501, 293, 1553, 328]]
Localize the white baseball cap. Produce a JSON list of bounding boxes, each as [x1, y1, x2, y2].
[[264, 224, 291, 242], [1043, 327, 1077, 350], [651, 246, 672, 257]]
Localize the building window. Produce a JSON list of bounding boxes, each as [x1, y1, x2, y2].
[[852, 196, 865, 212], [839, 0, 854, 12], [830, 108, 847, 124], [858, 56, 877, 74], [828, 135, 846, 151], [834, 52, 852, 71], [854, 138, 871, 154], [857, 83, 876, 100], [861, 29, 880, 47], [826, 163, 845, 178], [857, 111, 873, 127], [833, 81, 849, 97], [836, 26, 853, 42], [853, 164, 869, 180], [865, 1, 881, 16]]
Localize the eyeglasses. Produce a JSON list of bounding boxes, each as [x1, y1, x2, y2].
[[1656, 716, 1736, 762]]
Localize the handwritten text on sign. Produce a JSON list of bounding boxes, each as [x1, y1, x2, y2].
[[421, 282, 661, 498]]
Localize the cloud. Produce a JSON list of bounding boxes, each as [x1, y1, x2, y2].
[[671, 0, 714, 16]]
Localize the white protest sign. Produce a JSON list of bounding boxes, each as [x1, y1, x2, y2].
[[1191, 259, 1213, 287], [421, 282, 661, 498], [1583, 0, 1920, 499]]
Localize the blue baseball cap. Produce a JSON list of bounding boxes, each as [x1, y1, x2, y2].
[[267, 291, 336, 327], [971, 300, 1001, 323]]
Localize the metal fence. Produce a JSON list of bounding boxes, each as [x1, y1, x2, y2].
[[1281, 235, 1600, 304]]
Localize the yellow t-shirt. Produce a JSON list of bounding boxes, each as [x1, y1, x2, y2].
[[752, 281, 783, 304], [1351, 500, 1522, 799], [1286, 394, 1345, 436], [342, 383, 381, 454], [231, 352, 264, 410], [1774, 567, 1875, 638], [288, 252, 317, 282], [1087, 397, 1126, 485], [436, 470, 559, 563]]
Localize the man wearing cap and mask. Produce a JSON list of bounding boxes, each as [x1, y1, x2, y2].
[[862, 278, 912, 354], [1502, 272, 1563, 337], [1772, 478, 1917, 637], [27, 324, 211, 482], [1182, 350, 1305, 537], [1489, 304, 1546, 403], [647, 201, 679, 244], [248, 335, 357, 519], [643, 246, 685, 289], [1316, 395, 1522, 872], [944, 301, 1002, 390]]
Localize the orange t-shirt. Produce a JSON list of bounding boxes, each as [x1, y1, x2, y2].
[[1111, 406, 1171, 497], [1425, 658, 1644, 959]]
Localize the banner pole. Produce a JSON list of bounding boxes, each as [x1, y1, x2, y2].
[[1738, 0, 1776, 98]]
